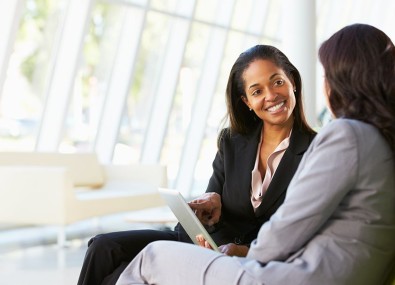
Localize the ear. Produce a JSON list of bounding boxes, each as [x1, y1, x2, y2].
[[290, 78, 296, 92], [324, 79, 331, 97], [241, 96, 251, 110]]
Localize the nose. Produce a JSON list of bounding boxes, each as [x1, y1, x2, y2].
[[265, 89, 278, 102]]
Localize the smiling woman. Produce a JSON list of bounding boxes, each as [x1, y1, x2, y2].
[[217, 44, 317, 212]]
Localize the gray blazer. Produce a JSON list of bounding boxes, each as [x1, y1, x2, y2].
[[243, 119, 395, 285]]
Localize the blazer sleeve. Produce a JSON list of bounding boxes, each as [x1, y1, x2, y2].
[[247, 120, 359, 263], [205, 129, 227, 195]]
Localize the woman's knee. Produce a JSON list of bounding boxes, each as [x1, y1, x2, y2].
[[86, 233, 116, 253], [143, 240, 185, 261]]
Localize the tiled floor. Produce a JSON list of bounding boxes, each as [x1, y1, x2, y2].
[[0, 207, 177, 285]]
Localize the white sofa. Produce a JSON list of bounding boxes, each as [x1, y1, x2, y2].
[[0, 152, 167, 245]]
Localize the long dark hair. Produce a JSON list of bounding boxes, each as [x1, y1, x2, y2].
[[224, 45, 314, 135], [319, 23, 395, 153]]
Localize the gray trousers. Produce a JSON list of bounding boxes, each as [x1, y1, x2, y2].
[[116, 240, 262, 285]]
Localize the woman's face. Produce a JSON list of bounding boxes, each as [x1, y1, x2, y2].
[[241, 59, 296, 129]]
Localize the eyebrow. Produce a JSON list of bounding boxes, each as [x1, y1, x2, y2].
[[248, 73, 281, 90]]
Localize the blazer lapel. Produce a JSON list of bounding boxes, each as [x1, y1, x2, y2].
[[254, 128, 313, 217], [234, 122, 262, 215]]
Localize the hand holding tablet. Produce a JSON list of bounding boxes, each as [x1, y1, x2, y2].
[[158, 188, 220, 252]]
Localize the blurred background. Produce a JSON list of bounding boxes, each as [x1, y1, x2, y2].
[[0, 0, 394, 284]]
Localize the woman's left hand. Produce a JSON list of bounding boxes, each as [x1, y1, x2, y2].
[[218, 243, 249, 257], [195, 235, 249, 257]]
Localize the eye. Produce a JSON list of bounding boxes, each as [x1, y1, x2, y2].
[[251, 89, 262, 97], [274, 79, 284, 86]]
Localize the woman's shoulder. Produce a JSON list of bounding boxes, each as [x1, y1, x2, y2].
[[218, 124, 259, 140], [286, 127, 316, 154], [321, 118, 378, 136], [316, 119, 390, 153], [216, 126, 260, 151], [292, 126, 317, 140], [217, 127, 241, 144]]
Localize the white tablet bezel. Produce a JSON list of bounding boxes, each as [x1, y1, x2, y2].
[[158, 187, 219, 252]]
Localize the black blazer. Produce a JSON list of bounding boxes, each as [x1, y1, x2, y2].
[[206, 122, 316, 246]]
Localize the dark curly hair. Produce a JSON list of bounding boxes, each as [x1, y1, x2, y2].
[[224, 45, 314, 136], [319, 23, 395, 153]]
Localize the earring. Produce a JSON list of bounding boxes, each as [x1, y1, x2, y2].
[[249, 108, 252, 111], [293, 89, 296, 92]]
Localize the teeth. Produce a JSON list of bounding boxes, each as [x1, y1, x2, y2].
[[267, 102, 284, 112]]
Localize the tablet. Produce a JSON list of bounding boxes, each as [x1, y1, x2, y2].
[[158, 188, 219, 252]]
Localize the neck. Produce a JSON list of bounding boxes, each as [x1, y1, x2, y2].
[[262, 121, 293, 146]]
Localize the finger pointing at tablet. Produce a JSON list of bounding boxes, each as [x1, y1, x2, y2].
[[189, 192, 221, 226]]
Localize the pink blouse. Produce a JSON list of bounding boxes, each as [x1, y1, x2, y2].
[[250, 131, 291, 209]]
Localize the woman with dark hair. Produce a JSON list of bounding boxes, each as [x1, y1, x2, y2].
[[77, 45, 316, 285], [226, 45, 312, 136], [116, 24, 395, 285], [319, 24, 395, 149]]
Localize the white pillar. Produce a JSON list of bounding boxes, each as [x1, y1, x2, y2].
[[281, 0, 317, 127]]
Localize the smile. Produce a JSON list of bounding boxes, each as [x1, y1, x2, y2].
[[266, 101, 285, 112]]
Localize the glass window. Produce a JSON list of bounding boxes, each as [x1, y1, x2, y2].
[[119, 0, 148, 6], [261, 0, 281, 42], [160, 22, 211, 184], [60, 2, 125, 152], [194, 0, 229, 26], [0, 0, 66, 151], [230, 0, 256, 31], [3, 0, 372, 196], [150, 0, 195, 17], [116, 11, 178, 163]]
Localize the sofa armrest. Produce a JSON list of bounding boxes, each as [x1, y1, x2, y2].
[[0, 166, 73, 225]]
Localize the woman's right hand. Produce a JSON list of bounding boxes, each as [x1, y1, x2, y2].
[[188, 192, 221, 226]]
